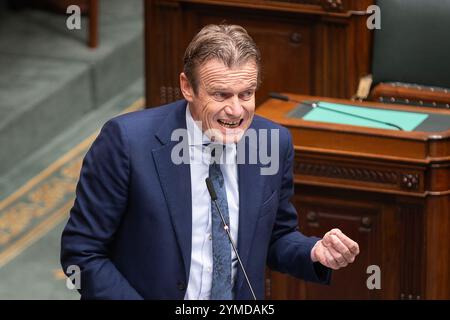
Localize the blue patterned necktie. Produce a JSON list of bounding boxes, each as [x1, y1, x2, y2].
[[207, 144, 232, 300]]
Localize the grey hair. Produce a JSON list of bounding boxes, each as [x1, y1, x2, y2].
[[183, 24, 261, 94]]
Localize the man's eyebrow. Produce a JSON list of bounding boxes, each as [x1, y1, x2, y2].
[[207, 82, 257, 92], [240, 83, 257, 91], [209, 86, 229, 91]]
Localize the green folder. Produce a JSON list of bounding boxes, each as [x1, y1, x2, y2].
[[302, 102, 429, 131]]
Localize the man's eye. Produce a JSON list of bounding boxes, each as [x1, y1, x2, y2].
[[239, 90, 254, 100], [213, 92, 228, 101]]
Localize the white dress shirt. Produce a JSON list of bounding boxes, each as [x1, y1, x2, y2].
[[184, 105, 239, 300]]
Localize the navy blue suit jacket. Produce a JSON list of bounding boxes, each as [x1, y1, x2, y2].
[[60, 100, 330, 299]]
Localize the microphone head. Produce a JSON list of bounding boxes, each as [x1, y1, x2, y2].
[[205, 178, 218, 201]]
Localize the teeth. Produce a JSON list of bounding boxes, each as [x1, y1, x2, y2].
[[220, 120, 238, 125], [218, 119, 241, 128]]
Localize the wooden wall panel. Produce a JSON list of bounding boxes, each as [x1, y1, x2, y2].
[[144, 0, 374, 107]]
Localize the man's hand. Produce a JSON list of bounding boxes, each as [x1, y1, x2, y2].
[[310, 228, 360, 270]]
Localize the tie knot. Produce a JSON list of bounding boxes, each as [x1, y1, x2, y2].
[[204, 143, 225, 164]]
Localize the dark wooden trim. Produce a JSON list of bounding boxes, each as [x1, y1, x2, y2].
[[88, 0, 98, 48]]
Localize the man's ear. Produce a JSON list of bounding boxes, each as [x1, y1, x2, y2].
[[179, 73, 195, 102]]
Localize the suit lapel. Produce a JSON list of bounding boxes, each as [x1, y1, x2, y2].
[[152, 101, 192, 282], [235, 139, 265, 296]]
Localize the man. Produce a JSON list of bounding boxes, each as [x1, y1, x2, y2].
[[61, 24, 359, 300]]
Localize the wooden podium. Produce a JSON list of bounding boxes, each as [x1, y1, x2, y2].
[[257, 94, 450, 299]]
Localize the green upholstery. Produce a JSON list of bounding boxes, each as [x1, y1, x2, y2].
[[302, 101, 428, 131], [288, 102, 450, 132], [372, 0, 450, 89]]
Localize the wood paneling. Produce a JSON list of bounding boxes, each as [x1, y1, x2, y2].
[[144, 0, 374, 107]]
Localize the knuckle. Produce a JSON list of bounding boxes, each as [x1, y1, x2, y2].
[[331, 235, 339, 244]]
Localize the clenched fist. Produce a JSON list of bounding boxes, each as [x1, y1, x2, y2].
[[311, 228, 360, 270]]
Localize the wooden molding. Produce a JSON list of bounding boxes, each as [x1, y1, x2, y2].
[[371, 83, 450, 109]]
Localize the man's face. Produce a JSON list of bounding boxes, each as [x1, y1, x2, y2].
[[180, 59, 258, 144]]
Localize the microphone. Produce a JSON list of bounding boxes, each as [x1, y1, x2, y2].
[[205, 177, 257, 300], [269, 92, 404, 131]]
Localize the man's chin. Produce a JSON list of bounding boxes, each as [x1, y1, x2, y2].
[[208, 128, 246, 144], [221, 133, 244, 144]]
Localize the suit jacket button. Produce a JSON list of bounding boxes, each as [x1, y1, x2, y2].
[[177, 281, 186, 291]]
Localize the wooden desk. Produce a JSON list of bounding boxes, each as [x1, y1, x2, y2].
[[257, 94, 450, 299]]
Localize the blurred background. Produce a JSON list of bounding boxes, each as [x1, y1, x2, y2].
[[0, 0, 449, 300], [0, 0, 143, 299]]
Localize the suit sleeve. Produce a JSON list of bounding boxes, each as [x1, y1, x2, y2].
[[60, 119, 143, 299], [266, 127, 331, 284]]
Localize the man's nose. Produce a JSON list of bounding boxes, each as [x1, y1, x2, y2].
[[224, 95, 243, 117]]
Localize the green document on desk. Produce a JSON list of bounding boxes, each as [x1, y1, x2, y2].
[[302, 102, 429, 131]]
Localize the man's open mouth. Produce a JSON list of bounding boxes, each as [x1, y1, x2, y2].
[[217, 119, 243, 128]]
